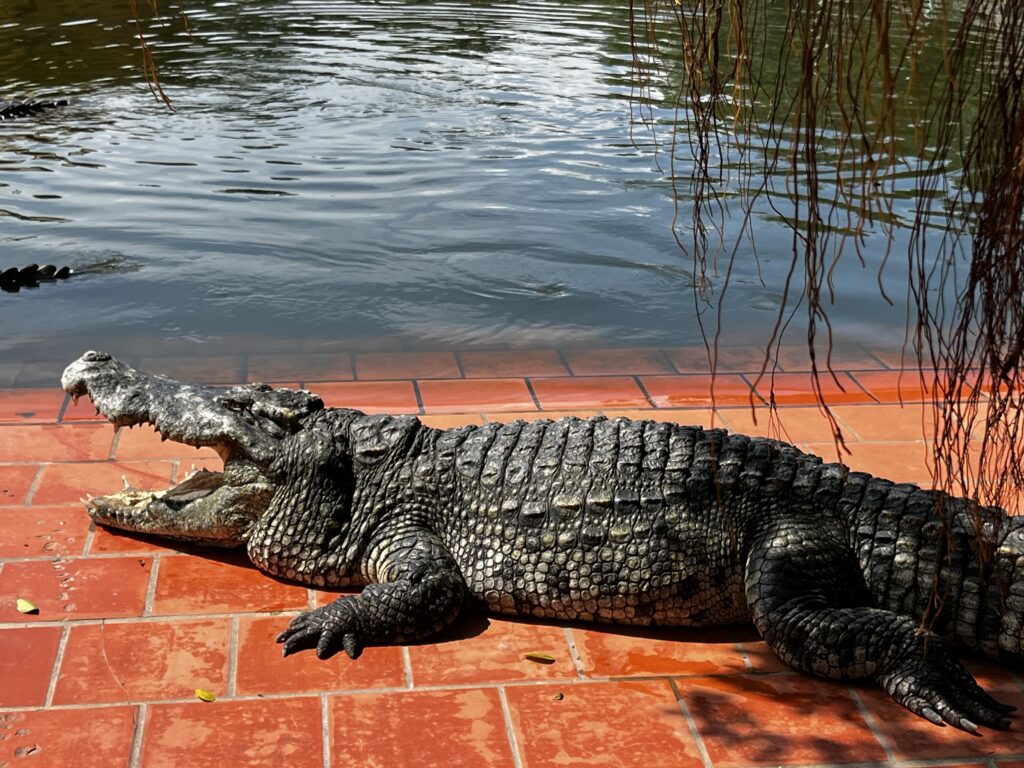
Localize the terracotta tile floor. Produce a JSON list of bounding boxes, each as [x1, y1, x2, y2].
[[1, 342, 1023, 767]]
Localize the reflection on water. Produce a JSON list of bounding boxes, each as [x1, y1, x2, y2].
[[0, 0, 932, 365]]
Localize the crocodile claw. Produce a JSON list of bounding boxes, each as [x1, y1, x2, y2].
[[276, 599, 362, 661], [878, 634, 1014, 732]]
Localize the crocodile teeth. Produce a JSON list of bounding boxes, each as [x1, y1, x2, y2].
[[122, 475, 133, 491]]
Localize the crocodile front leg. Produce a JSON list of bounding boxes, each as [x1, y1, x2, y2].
[[745, 519, 1014, 732], [276, 527, 466, 659]]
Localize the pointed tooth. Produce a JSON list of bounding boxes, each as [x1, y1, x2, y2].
[[122, 475, 132, 490]]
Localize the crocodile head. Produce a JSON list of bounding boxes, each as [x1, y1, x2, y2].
[[61, 351, 325, 547]]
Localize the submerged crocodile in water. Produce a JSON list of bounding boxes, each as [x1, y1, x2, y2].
[[0, 264, 73, 293], [61, 351, 1023, 733], [0, 99, 68, 120]]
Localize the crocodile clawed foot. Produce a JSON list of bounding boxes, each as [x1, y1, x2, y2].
[[878, 635, 1015, 732], [276, 599, 363, 660]]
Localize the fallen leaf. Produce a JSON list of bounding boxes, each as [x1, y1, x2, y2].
[[195, 688, 216, 702], [16, 598, 39, 615], [523, 652, 556, 664]]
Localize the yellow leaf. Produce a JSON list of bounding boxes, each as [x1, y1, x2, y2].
[[16, 598, 38, 614], [523, 652, 556, 664], [195, 688, 216, 702]]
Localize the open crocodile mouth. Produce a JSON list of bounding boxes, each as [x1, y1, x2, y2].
[[83, 451, 276, 548], [61, 350, 322, 546]]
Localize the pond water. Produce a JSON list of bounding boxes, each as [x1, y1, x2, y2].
[[0, 0, 942, 371]]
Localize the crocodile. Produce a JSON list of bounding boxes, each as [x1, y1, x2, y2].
[[61, 350, 1022, 733], [0, 99, 68, 121], [0, 264, 73, 293]]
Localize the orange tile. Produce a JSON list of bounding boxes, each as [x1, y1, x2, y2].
[[600, 408, 717, 426], [0, 626, 62, 707], [330, 688, 515, 768], [143, 696, 323, 768], [52, 618, 230, 704], [857, 663, 1024, 758], [89, 525, 178, 554], [641, 374, 757, 407], [803, 441, 933, 485], [773, 344, 887, 371], [830, 403, 935, 442], [138, 355, 245, 384], [506, 679, 703, 767], [717, 404, 849, 443], [418, 413, 485, 429], [459, 349, 568, 378], [248, 352, 353, 382], [235, 614, 405, 694], [354, 351, 460, 380], [151, 552, 308, 615], [34, 460, 175, 505], [313, 380, 419, 413], [62, 393, 108, 421], [679, 674, 886, 766], [407, 616, 576, 686], [0, 388, 64, 424], [852, 369, 971, 404], [0, 423, 114, 462], [530, 376, 650, 410], [740, 640, 792, 673], [0, 706, 137, 767], [571, 625, 747, 677], [665, 345, 772, 374], [113, 425, 222, 461], [0, 464, 39, 506], [0, 505, 90, 558], [483, 409, 601, 422], [0, 557, 152, 621], [419, 378, 535, 413], [751, 371, 875, 405], [564, 347, 675, 376]]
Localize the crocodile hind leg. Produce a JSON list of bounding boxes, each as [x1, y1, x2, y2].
[[744, 519, 1015, 732], [276, 527, 466, 659]]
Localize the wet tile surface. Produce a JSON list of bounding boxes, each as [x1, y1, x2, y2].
[[3, 343, 1022, 767], [330, 688, 516, 768], [53, 618, 231, 704], [0, 705, 139, 767], [506, 679, 704, 767], [0, 626, 62, 707], [143, 696, 323, 768]]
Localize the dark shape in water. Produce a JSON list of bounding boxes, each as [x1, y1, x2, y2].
[[0, 264, 74, 293], [0, 99, 69, 120]]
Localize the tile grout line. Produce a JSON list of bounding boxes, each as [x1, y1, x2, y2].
[[127, 702, 148, 768], [401, 645, 414, 690], [523, 378, 543, 411], [561, 627, 586, 679], [56, 393, 70, 423], [496, 686, 525, 768], [22, 463, 46, 506], [226, 615, 239, 698], [667, 679, 715, 768], [142, 556, 162, 617], [411, 380, 425, 415], [847, 688, 897, 765], [109, 426, 123, 460], [42, 623, 71, 707], [632, 375, 659, 409], [321, 692, 332, 768]]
